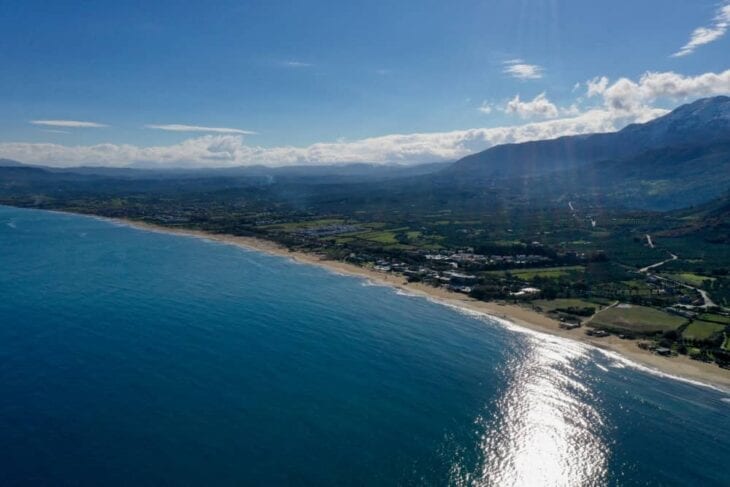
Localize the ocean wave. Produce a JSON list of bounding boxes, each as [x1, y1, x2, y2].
[[316, 266, 354, 278], [394, 288, 421, 298], [411, 294, 729, 393], [359, 278, 392, 289], [596, 363, 610, 372], [593, 348, 729, 393]]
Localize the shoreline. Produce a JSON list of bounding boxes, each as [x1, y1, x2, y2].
[[101, 216, 730, 392]]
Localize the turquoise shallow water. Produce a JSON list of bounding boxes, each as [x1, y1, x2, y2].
[[0, 206, 728, 486]]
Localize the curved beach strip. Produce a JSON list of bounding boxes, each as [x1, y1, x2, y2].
[[100, 216, 730, 392]]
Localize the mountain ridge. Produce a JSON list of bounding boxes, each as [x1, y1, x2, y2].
[[443, 95, 730, 180]]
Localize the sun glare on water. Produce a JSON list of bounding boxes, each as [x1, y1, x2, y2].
[[454, 335, 609, 486]]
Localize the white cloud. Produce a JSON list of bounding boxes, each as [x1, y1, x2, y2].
[[586, 76, 609, 97], [503, 59, 544, 80], [561, 104, 582, 117], [504, 93, 559, 119], [478, 102, 493, 114], [5, 70, 728, 169], [588, 69, 730, 114], [673, 3, 730, 57], [282, 61, 313, 68], [30, 120, 108, 128], [0, 110, 661, 169], [145, 124, 257, 135]]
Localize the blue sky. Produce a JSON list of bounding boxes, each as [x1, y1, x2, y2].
[[1, 0, 729, 167]]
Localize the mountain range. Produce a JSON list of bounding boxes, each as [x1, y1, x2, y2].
[[437, 96, 730, 209], [1, 96, 729, 211], [444, 95, 730, 180]]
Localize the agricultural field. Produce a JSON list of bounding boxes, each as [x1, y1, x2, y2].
[[261, 218, 347, 231], [681, 321, 726, 342], [589, 304, 687, 334], [697, 313, 730, 325], [489, 266, 585, 280], [532, 299, 601, 314], [664, 272, 716, 287], [356, 230, 402, 245]]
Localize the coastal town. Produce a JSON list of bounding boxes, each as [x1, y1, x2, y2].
[[254, 218, 730, 369], [2, 166, 729, 371]]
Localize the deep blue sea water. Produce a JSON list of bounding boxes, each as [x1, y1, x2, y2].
[[1, 206, 728, 486]]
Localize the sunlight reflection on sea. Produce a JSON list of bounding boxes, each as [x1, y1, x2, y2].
[[452, 335, 608, 486]]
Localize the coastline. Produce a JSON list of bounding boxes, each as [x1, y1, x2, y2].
[[110, 216, 730, 391]]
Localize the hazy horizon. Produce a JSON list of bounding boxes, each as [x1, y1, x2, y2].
[[1, 0, 729, 168]]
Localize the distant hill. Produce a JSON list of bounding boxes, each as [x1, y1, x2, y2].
[[205, 161, 452, 182], [526, 141, 730, 210], [444, 96, 730, 180], [658, 194, 730, 243], [0, 160, 453, 199], [0, 159, 26, 167], [0, 160, 451, 182]]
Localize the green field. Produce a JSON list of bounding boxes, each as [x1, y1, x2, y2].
[[332, 227, 444, 250], [698, 313, 730, 324], [333, 236, 356, 244], [682, 321, 726, 341], [263, 218, 345, 231], [590, 304, 687, 334], [666, 272, 716, 287], [490, 266, 584, 280], [533, 299, 600, 313], [359, 230, 400, 244]]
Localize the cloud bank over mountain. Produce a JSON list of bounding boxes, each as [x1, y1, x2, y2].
[[2, 70, 729, 168]]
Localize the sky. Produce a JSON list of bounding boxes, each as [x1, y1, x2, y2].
[[1, 0, 729, 168]]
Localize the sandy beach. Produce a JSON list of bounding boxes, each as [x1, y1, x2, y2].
[[116, 217, 730, 391]]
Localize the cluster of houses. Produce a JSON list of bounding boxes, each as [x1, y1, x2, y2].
[[644, 275, 692, 299], [423, 250, 551, 268], [666, 305, 700, 319], [372, 259, 479, 293], [643, 274, 717, 310], [365, 246, 564, 296], [371, 257, 552, 297], [510, 286, 541, 297]]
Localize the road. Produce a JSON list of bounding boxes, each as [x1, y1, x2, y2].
[[639, 252, 677, 273], [567, 200, 721, 309], [650, 273, 718, 308], [568, 201, 599, 228], [584, 300, 620, 325], [696, 288, 718, 308], [638, 252, 720, 308], [645, 234, 654, 248]]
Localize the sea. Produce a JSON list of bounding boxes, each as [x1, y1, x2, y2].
[[1, 205, 728, 486]]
